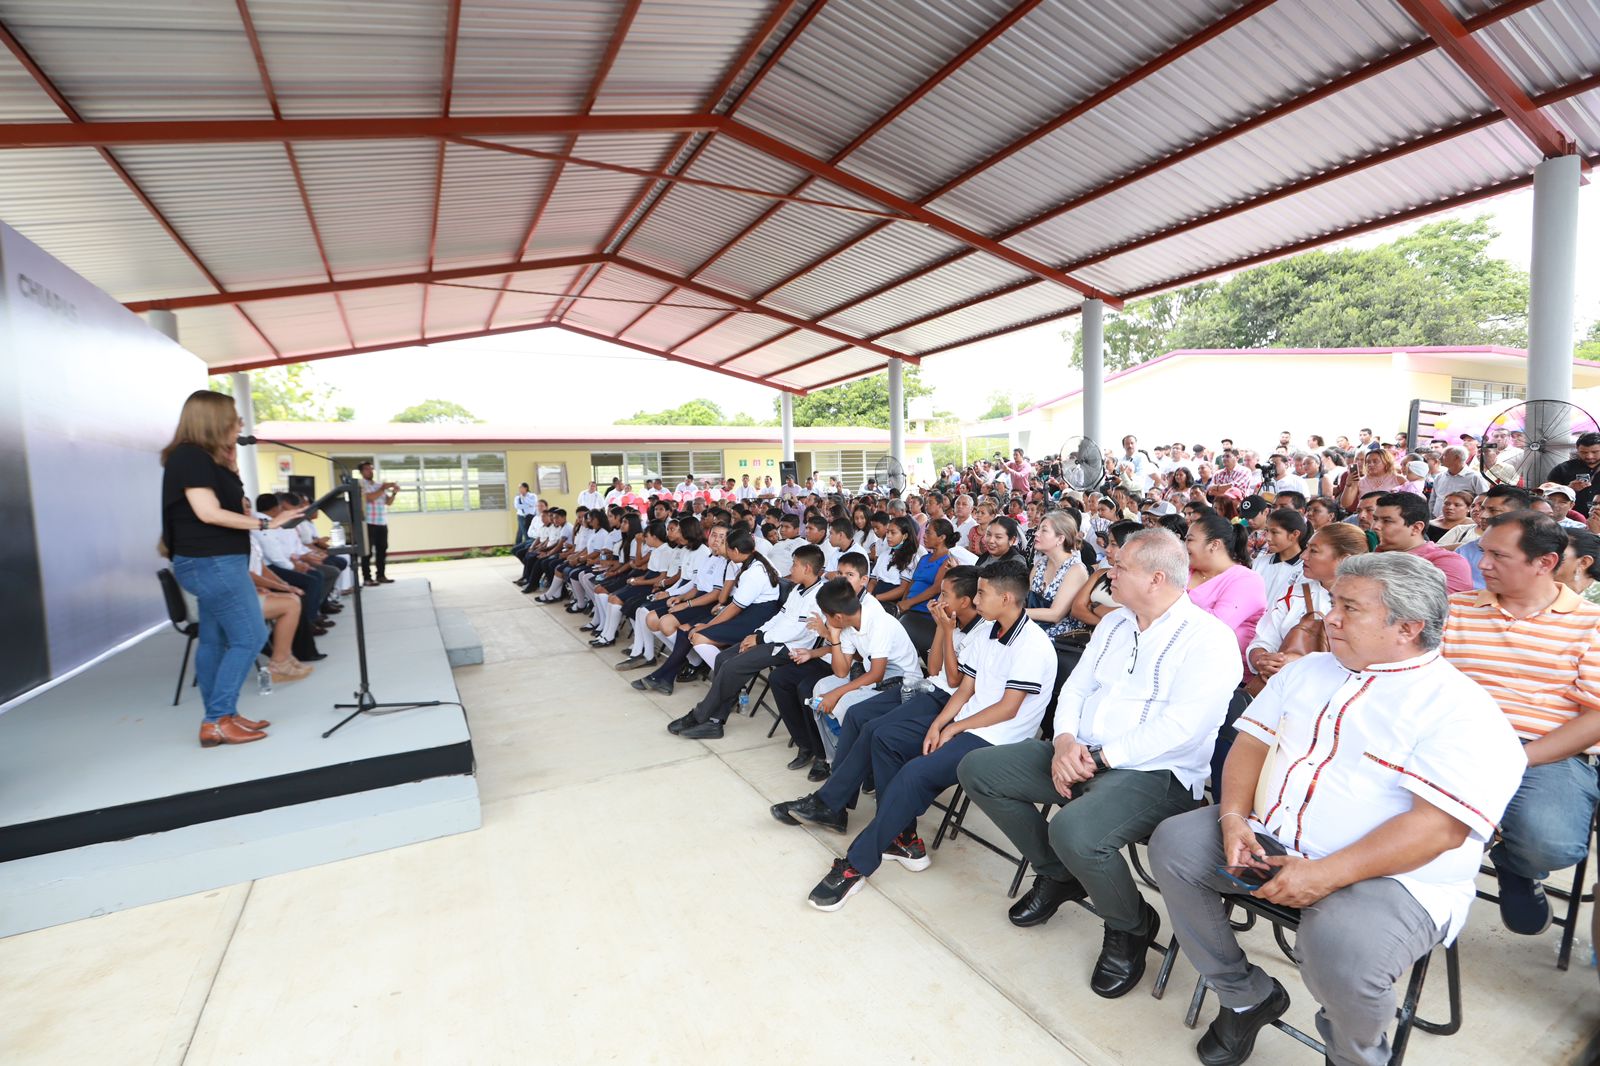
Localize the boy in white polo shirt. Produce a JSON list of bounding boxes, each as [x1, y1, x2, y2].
[[806, 564, 924, 762], [806, 560, 1057, 911]]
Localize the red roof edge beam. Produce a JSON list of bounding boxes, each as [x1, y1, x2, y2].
[[721, 121, 1121, 308], [234, 0, 357, 350], [550, 0, 825, 325], [637, 0, 1048, 351], [483, 0, 645, 332], [1393, 0, 1577, 161], [125, 253, 610, 312], [422, 0, 465, 340], [0, 17, 282, 359], [611, 256, 920, 366]]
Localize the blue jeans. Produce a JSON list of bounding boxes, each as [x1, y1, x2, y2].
[[171, 553, 268, 723], [1492, 754, 1600, 880], [820, 689, 950, 812], [844, 716, 988, 877]]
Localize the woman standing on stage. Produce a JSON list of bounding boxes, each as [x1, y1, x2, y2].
[[161, 390, 305, 747]]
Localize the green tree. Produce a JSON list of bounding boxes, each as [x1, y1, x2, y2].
[[208, 363, 355, 422], [391, 399, 482, 424], [977, 390, 1035, 421], [1066, 216, 1530, 369], [615, 398, 760, 425], [1577, 320, 1600, 363], [777, 365, 934, 428]]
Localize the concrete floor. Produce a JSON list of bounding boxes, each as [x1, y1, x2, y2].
[[4, 556, 1598, 1065]]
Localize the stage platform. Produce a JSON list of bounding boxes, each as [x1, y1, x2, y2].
[[0, 578, 480, 936]]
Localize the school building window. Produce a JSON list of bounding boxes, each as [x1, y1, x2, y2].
[[335, 453, 508, 514]]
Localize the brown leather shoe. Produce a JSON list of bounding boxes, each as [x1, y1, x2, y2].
[[200, 718, 266, 747], [233, 714, 271, 731]]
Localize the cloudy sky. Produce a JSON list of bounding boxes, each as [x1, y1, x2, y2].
[[303, 186, 1600, 427]]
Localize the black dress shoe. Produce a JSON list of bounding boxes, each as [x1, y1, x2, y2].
[[589, 637, 616, 648], [1196, 977, 1290, 1066], [784, 793, 848, 834], [807, 758, 830, 782], [298, 651, 329, 662], [1090, 900, 1161, 999], [786, 749, 815, 771], [676, 664, 700, 682], [640, 677, 673, 696], [1008, 874, 1088, 928], [679, 719, 724, 740], [666, 713, 697, 735]]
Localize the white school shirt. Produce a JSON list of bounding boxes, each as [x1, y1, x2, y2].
[[1251, 552, 1304, 614], [1054, 594, 1241, 796], [839, 602, 923, 681], [953, 616, 1058, 746], [667, 544, 710, 595], [604, 490, 624, 506], [768, 536, 807, 577], [737, 485, 757, 500], [1237, 650, 1525, 942], [729, 559, 780, 608], [930, 614, 988, 696], [595, 528, 622, 558], [647, 543, 678, 576], [248, 535, 265, 577], [570, 526, 592, 553], [758, 483, 776, 498], [693, 554, 728, 595], [759, 579, 823, 650], [577, 489, 604, 511], [817, 541, 841, 573], [871, 546, 924, 588], [1247, 580, 1332, 661]]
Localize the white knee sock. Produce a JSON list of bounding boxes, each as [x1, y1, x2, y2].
[[698, 644, 720, 671], [631, 609, 651, 656], [601, 601, 624, 641]]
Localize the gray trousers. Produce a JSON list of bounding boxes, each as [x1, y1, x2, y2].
[[1148, 806, 1443, 1066], [956, 739, 1198, 931]]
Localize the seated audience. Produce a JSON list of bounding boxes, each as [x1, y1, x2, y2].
[[1151, 552, 1523, 1066], [1442, 511, 1600, 935], [1183, 512, 1269, 686], [1069, 520, 1141, 629], [1426, 489, 1476, 544], [1373, 492, 1472, 594], [630, 524, 728, 694], [804, 561, 1054, 911], [897, 519, 960, 656], [805, 572, 925, 764], [1556, 529, 1600, 606], [1025, 510, 1089, 640], [868, 515, 923, 611], [1251, 508, 1307, 609], [1457, 485, 1532, 588], [958, 530, 1239, 996], [668, 544, 827, 740]]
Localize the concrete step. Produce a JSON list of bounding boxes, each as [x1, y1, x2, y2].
[[435, 606, 484, 667]]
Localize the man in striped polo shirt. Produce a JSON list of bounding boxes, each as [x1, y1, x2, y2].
[[1441, 510, 1600, 935]]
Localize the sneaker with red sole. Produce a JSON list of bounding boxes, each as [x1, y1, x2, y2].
[[883, 831, 930, 872], [808, 858, 866, 911]]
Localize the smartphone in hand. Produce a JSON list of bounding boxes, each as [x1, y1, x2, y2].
[[1215, 834, 1288, 892]]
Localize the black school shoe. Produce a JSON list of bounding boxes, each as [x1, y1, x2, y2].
[[679, 719, 724, 740], [777, 793, 847, 834], [1090, 899, 1161, 999], [666, 712, 696, 735], [785, 749, 814, 771], [1008, 874, 1088, 927], [632, 676, 673, 696], [807, 858, 866, 912], [1195, 977, 1290, 1066], [807, 758, 830, 782]]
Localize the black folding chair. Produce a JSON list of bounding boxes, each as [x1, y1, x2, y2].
[[1174, 894, 1461, 1064], [1475, 802, 1598, 970], [157, 568, 199, 706]]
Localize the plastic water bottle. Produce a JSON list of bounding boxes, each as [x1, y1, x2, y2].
[[738, 690, 751, 714], [257, 664, 274, 696], [900, 677, 934, 703]]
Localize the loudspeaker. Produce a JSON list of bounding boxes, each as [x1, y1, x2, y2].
[[287, 474, 316, 500], [779, 460, 798, 485]]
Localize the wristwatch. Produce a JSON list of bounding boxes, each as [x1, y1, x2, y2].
[[1087, 745, 1109, 772], [259, 516, 269, 530]]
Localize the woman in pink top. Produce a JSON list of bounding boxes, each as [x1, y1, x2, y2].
[[1182, 512, 1268, 684], [1338, 446, 1413, 511]]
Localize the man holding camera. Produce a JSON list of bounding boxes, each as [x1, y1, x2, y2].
[[357, 460, 399, 585]]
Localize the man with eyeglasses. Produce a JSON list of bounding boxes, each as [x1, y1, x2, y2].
[[957, 528, 1240, 999]]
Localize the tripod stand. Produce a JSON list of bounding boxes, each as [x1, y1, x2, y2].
[[244, 436, 447, 739]]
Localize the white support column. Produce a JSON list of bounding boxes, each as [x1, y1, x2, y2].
[[780, 392, 794, 463], [231, 370, 259, 501], [887, 357, 905, 469], [1527, 154, 1581, 407], [1081, 298, 1105, 446]]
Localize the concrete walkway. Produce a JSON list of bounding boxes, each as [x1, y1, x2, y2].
[[3, 557, 1596, 1064]]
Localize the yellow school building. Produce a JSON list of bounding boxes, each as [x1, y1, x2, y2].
[[251, 422, 938, 556]]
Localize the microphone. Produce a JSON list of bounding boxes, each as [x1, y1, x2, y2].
[[237, 434, 257, 446]]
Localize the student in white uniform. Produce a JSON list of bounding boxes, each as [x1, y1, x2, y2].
[[867, 515, 924, 613], [670, 544, 827, 740], [630, 524, 728, 694], [806, 571, 924, 761], [1151, 552, 1523, 1066], [1251, 507, 1308, 610], [620, 518, 703, 669], [801, 559, 1056, 911], [636, 528, 771, 695]]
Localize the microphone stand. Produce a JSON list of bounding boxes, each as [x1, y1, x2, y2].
[[243, 435, 442, 738]]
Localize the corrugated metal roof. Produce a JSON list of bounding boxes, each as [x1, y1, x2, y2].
[[0, 0, 1596, 391]]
